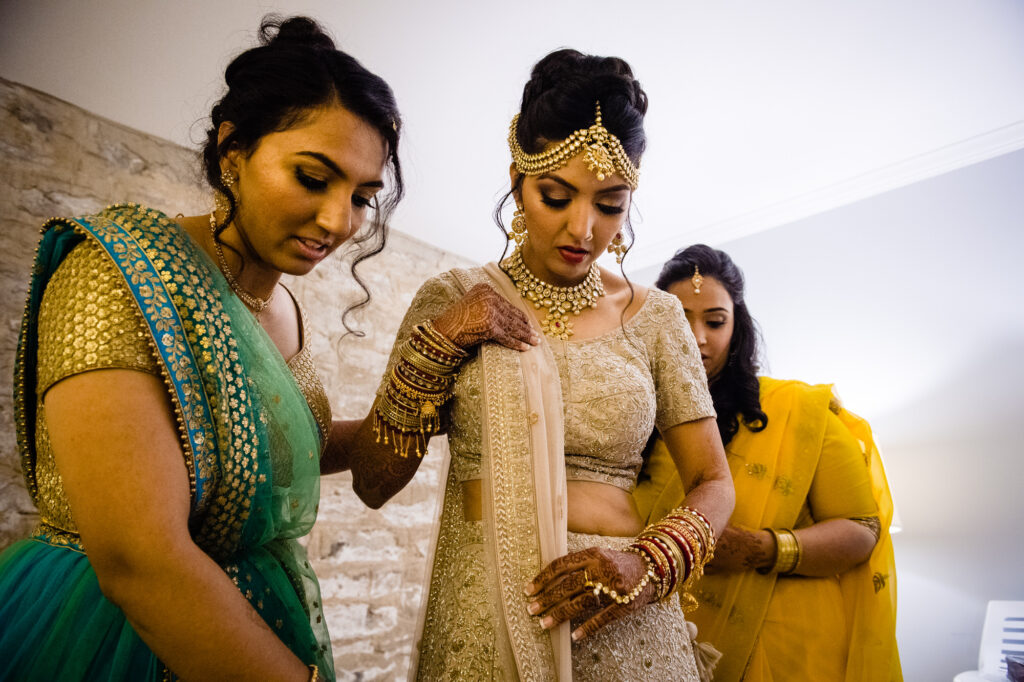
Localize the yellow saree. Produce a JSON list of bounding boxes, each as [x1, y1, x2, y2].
[[634, 377, 901, 682]]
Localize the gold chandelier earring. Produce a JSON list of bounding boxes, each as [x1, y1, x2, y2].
[[509, 205, 527, 247], [210, 169, 238, 231], [607, 233, 628, 264]]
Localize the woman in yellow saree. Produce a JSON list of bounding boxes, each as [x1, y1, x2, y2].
[[633, 244, 901, 681]]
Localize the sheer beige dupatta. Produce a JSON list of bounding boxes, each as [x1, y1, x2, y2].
[[410, 264, 571, 680]]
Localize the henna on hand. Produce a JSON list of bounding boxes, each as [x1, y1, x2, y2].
[[433, 283, 537, 350], [705, 524, 772, 574], [526, 546, 658, 641]]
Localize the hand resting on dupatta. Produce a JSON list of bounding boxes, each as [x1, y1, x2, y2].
[[321, 283, 539, 508]]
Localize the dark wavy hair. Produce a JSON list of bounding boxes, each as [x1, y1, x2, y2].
[[495, 48, 648, 266], [201, 15, 404, 334], [656, 244, 768, 446]]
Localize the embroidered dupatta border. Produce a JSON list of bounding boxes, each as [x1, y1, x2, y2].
[[461, 264, 571, 680], [15, 204, 264, 558]]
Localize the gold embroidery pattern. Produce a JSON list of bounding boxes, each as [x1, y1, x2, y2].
[[447, 289, 714, 491], [773, 476, 794, 496], [93, 204, 259, 557], [745, 463, 768, 479], [31, 241, 161, 534], [482, 342, 552, 680], [566, 532, 700, 680], [30, 521, 85, 554], [850, 515, 882, 541], [872, 571, 889, 593], [411, 268, 709, 680], [285, 302, 332, 448]]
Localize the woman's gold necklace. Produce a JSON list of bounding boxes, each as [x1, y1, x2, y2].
[[501, 247, 604, 340], [209, 211, 274, 317]]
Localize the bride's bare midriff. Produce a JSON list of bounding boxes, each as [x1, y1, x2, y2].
[[462, 479, 645, 537]]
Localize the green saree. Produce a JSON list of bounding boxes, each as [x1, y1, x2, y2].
[[0, 204, 333, 680]]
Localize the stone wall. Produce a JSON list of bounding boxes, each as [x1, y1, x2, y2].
[[0, 77, 473, 680]]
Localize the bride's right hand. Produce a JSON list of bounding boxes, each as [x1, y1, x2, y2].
[[433, 283, 540, 351]]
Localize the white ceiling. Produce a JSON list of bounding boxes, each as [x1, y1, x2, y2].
[[3, 0, 1023, 274]]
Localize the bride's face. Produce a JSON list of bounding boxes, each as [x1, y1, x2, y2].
[[514, 154, 631, 287]]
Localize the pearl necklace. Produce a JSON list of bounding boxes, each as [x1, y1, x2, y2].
[[209, 211, 274, 317], [501, 247, 604, 340]]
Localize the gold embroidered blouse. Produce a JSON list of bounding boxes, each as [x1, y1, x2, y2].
[[382, 273, 715, 492], [31, 240, 332, 537]]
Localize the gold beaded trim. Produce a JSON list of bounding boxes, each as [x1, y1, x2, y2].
[[508, 102, 640, 189], [500, 247, 604, 340]]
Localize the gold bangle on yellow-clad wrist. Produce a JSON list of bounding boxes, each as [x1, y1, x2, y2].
[[760, 527, 801, 575], [308, 663, 319, 682]]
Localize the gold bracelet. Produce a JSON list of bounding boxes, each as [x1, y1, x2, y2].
[[308, 664, 319, 682], [779, 528, 802, 574], [418, 320, 469, 358], [763, 527, 801, 574], [632, 538, 672, 597], [400, 340, 461, 376]]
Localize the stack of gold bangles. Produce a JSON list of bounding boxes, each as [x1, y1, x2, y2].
[[373, 320, 467, 458], [761, 527, 802, 575], [618, 506, 716, 611]]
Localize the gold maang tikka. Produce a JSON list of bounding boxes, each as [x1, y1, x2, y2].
[[508, 102, 640, 189], [691, 266, 704, 294]]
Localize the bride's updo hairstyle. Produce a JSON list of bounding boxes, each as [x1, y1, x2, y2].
[[497, 48, 649, 252], [201, 15, 404, 330]]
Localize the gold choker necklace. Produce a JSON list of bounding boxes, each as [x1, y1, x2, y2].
[[501, 247, 604, 340], [210, 212, 274, 317]]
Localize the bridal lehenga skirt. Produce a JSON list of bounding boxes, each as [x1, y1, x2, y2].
[[413, 521, 702, 681]]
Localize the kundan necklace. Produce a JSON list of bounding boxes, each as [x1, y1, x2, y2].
[[210, 212, 275, 317], [502, 247, 605, 340]]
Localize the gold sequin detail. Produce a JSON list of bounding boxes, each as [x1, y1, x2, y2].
[[32, 240, 160, 534], [440, 286, 714, 491], [283, 290, 332, 448]]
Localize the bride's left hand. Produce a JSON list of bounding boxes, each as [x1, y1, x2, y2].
[[525, 547, 658, 641]]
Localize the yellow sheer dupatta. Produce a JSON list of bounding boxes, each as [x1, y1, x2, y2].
[[634, 378, 901, 682], [833, 404, 902, 682]]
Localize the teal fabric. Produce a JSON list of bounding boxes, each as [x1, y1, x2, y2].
[[0, 204, 333, 680]]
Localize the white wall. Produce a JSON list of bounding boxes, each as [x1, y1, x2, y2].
[[634, 148, 1024, 681], [2, 0, 1023, 269]]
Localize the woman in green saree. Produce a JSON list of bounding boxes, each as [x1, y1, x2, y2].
[[0, 16, 512, 682]]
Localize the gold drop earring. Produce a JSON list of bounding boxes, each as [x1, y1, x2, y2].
[[509, 205, 527, 247], [210, 169, 237, 230], [607, 233, 627, 264]]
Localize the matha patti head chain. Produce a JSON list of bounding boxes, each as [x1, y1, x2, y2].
[[508, 101, 640, 189]]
